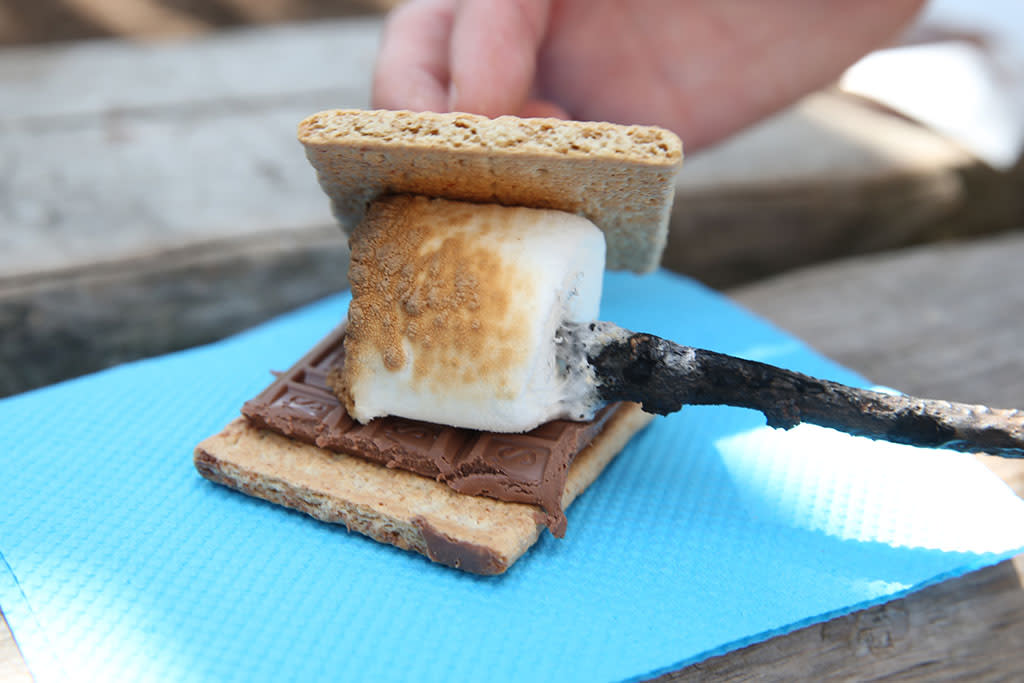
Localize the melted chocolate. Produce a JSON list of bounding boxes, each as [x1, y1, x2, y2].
[[241, 325, 620, 537], [412, 517, 505, 575]]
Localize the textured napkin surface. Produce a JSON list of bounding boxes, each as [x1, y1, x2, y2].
[[2, 270, 1024, 683]]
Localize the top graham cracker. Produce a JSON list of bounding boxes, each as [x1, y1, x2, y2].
[[297, 109, 683, 273]]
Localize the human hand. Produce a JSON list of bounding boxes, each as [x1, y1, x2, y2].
[[373, 0, 925, 151]]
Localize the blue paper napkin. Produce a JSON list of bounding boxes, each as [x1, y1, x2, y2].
[[2, 270, 1023, 682]]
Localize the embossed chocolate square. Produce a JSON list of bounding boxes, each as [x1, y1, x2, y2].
[[242, 324, 621, 536]]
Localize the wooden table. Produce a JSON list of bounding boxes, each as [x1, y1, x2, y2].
[[3, 17, 1024, 681]]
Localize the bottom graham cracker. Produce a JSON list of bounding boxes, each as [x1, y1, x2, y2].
[[194, 403, 652, 574]]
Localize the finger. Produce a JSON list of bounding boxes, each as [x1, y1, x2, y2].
[[372, 0, 457, 112], [448, 0, 551, 116], [518, 98, 570, 119]]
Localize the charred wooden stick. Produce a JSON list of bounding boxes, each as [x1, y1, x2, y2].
[[560, 322, 1024, 458]]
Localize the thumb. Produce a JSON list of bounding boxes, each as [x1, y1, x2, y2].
[[448, 0, 551, 117]]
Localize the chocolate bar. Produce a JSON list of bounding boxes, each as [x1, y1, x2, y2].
[[241, 325, 621, 536]]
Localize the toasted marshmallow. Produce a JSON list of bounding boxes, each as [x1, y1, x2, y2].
[[338, 195, 605, 432]]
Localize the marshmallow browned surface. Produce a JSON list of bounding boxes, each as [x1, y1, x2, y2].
[[339, 195, 606, 433], [298, 109, 683, 272]]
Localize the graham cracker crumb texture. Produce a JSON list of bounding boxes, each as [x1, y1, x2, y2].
[[297, 110, 683, 273], [299, 110, 681, 161]]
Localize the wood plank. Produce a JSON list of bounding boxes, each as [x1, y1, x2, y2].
[[666, 92, 974, 286], [730, 230, 1024, 409], [0, 0, 397, 47], [0, 18, 381, 123], [0, 227, 350, 396], [660, 557, 1024, 682], [0, 19, 381, 282]]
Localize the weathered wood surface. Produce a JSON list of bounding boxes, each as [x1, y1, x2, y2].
[[6, 19, 1024, 398], [663, 556, 1024, 681], [0, 0, 397, 46], [732, 230, 1024, 410], [669, 95, 1024, 286], [0, 19, 379, 280]]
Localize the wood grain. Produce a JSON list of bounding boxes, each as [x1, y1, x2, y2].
[[659, 557, 1024, 682], [731, 230, 1024, 409], [0, 0, 398, 46], [0, 227, 349, 396]]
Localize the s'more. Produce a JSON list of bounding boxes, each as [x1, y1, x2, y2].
[[195, 110, 683, 574]]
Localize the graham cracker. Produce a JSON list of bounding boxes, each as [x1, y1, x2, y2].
[[194, 403, 653, 575], [297, 109, 683, 273]]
